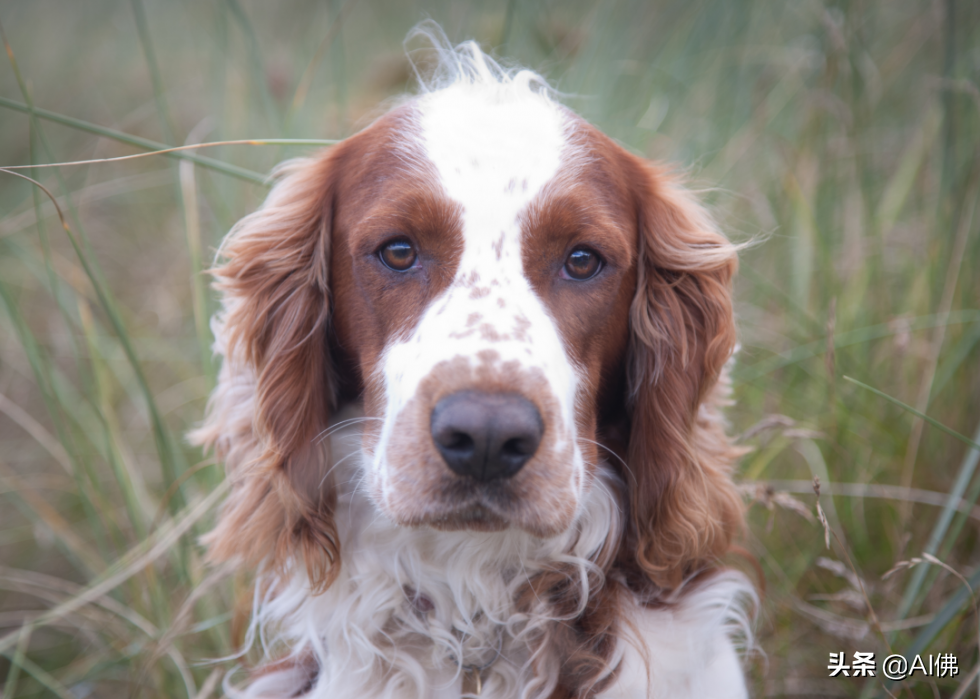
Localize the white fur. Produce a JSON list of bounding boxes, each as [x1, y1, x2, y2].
[[226, 419, 753, 699], [598, 572, 756, 699]]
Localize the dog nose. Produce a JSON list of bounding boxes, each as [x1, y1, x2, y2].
[[430, 391, 543, 481]]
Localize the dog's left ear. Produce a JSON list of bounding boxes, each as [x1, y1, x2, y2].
[[623, 156, 744, 590], [191, 153, 341, 592]]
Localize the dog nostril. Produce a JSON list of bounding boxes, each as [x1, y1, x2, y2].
[[441, 431, 475, 454], [430, 391, 543, 481], [502, 437, 533, 457]]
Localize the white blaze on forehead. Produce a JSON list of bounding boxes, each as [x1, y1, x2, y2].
[[419, 80, 566, 208], [374, 78, 586, 501]]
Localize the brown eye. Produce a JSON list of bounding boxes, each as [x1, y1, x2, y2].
[[564, 247, 601, 280], [379, 239, 417, 271]]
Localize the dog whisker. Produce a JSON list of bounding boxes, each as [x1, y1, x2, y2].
[[314, 416, 383, 445]]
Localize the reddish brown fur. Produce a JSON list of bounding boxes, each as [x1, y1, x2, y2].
[[201, 147, 339, 592], [621, 154, 743, 590]]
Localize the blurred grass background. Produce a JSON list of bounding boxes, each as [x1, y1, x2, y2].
[[0, 1, 977, 696]]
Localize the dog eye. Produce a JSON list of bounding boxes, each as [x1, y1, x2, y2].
[[379, 239, 417, 271], [563, 247, 602, 280]]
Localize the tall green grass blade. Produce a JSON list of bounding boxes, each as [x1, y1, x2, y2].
[[876, 106, 942, 235], [181, 157, 217, 389], [884, 563, 980, 692], [940, 443, 980, 562], [1, 139, 336, 173], [1, 624, 31, 699], [930, 321, 980, 404], [224, 0, 280, 131], [741, 436, 792, 480], [26, 122, 88, 387], [786, 168, 817, 312], [288, 0, 359, 122], [0, 647, 75, 699], [739, 263, 822, 335], [130, 0, 178, 144], [1, 169, 189, 515], [844, 376, 980, 627], [130, 0, 213, 401], [327, 0, 349, 133], [895, 419, 980, 625], [842, 375, 980, 452], [77, 301, 150, 540], [0, 97, 267, 184], [736, 311, 980, 383], [0, 253, 116, 563]]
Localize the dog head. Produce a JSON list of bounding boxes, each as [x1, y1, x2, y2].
[[194, 41, 742, 592]]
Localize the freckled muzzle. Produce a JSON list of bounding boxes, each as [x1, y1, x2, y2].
[[373, 354, 581, 537]]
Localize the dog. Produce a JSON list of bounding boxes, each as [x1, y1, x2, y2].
[[193, 31, 755, 699]]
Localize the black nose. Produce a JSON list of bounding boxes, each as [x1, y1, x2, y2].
[[430, 391, 544, 481]]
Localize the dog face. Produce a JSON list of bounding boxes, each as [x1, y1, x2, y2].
[[325, 82, 637, 538], [195, 58, 741, 593]]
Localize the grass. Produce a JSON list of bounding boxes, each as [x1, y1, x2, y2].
[[0, 0, 977, 696]]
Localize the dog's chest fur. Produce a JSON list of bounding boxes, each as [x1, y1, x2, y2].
[[249, 416, 623, 699]]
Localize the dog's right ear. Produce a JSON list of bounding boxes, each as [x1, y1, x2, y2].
[[190, 152, 341, 592], [620, 156, 744, 590]]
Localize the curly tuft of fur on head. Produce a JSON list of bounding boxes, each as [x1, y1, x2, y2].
[[405, 20, 553, 98]]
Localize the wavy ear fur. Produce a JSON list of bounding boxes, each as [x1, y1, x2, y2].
[[624, 158, 744, 590], [191, 154, 340, 592]]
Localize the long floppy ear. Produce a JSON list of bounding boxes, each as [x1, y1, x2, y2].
[[190, 153, 340, 592], [624, 157, 744, 590]]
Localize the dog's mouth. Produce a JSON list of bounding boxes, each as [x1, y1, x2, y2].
[[426, 503, 510, 532], [386, 475, 570, 537], [409, 476, 520, 532]]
